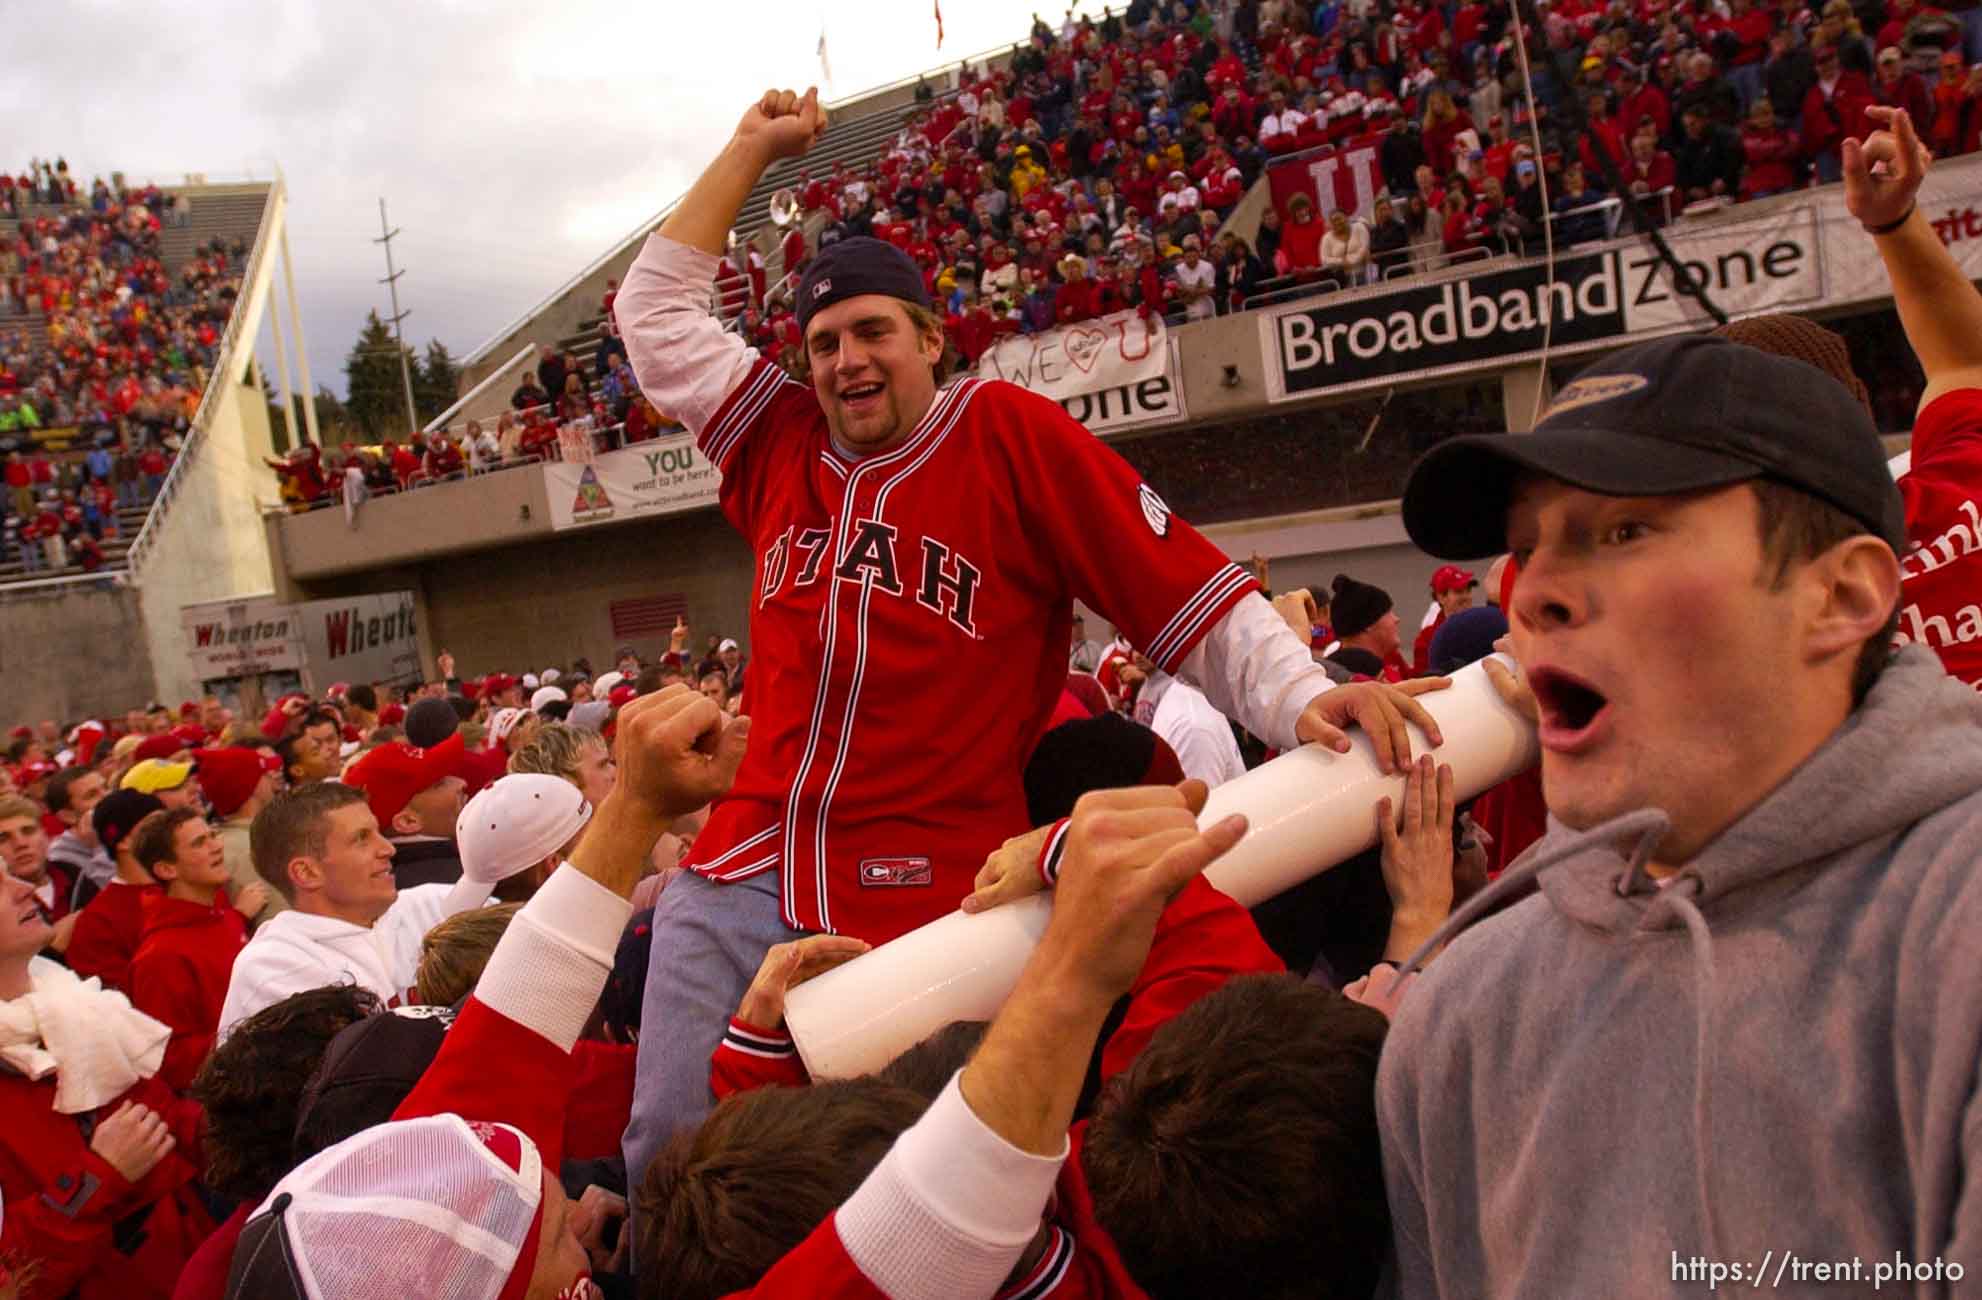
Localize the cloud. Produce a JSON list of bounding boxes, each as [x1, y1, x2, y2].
[[14, 0, 1069, 400]]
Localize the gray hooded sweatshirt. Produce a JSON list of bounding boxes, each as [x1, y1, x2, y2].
[[1378, 647, 1982, 1298]]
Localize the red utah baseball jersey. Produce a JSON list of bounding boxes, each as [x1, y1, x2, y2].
[[686, 358, 1256, 943]]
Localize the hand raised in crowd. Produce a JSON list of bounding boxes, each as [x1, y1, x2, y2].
[[1042, 781, 1248, 1003], [735, 87, 829, 163], [959, 821, 1058, 914], [1296, 678, 1449, 774], [436, 649, 456, 679], [612, 684, 750, 822], [669, 615, 689, 655], [569, 1184, 632, 1274], [1376, 755, 1457, 961], [1271, 586, 1319, 638], [1844, 106, 1931, 230], [89, 1100, 176, 1183], [734, 933, 871, 1029], [232, 880, 272, 921]]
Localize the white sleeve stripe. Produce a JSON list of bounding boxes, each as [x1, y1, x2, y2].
[[1000, 1227, 1075, 1300], [1147, 563, 1254, 669], [725, 1022, 794, 1050], [1144, 562, 1249, 667], [721, 1036, 797, 1060], [1038, 820, 1071, 887], [702, 361, 783, 466]]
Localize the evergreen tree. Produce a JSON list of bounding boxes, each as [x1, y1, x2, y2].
[[343, 310, 416, 439], [415, 339, 462, 426]]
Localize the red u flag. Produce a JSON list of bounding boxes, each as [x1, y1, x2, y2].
[[1266, 138, 1388, 221]]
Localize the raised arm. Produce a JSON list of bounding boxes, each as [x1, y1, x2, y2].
[[614, 89, 827, 440], [1846, 107, 1982, 408]]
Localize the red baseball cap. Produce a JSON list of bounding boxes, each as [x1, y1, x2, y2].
[[14, 758, 55, 783], [608, 684, 639, 709], [171, 722, 208, 747], [133, 733, 189, 763], [482, 673, 519, 694], [343, 733, 466, 829], [196, 747, 282, 818], [1430, 564, 1479, 594], [378, 702, 406, 726]]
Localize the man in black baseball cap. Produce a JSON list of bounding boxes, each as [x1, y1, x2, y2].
[[1377, 330, 1982, 1299]]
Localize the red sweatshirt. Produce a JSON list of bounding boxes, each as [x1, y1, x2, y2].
[[1897, 388, 1982, 688], [129, 894, 249, 1092], [65, 880, 160, 992], [0, 1068, 212, 1299], [717, 876, 1284, 1298]]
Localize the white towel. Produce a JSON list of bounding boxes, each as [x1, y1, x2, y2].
[[0, 958, 170, 1113]]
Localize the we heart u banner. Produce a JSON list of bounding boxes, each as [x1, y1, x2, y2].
[[974, 308, 1185, 434]]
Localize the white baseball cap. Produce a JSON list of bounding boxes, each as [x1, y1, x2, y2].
[[718, 638, 739, 652], [529, 685, 567, 713], [487, 707, 527, 748], [521, 673, 540, 690], [592, 670, 625, 696], [458, 773, 593, 884], [540, 668, 561, 685]]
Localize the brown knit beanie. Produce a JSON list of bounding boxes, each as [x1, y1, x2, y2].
[[1712, 314, 1873, 418]]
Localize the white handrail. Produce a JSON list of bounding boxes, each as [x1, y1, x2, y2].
[[422, 343, 535, 433]]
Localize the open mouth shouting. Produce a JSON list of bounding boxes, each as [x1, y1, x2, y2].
[[1527, 665, 1613, 755], [840, 381, 885, 414]]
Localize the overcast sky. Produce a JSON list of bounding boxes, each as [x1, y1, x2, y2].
[[12, 0, 1098, 402]]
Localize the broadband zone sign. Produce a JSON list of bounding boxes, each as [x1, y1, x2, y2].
[[1261, 207, 1826, 401]]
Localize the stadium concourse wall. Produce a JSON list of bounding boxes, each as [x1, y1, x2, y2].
[[264, 160, 1973, 671], [132, 183, 287, 707]]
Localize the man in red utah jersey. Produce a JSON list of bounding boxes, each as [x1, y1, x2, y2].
[[614, 86, 1447, 1163]]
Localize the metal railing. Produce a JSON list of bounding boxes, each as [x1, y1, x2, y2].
[[126, 178, 283, 575]]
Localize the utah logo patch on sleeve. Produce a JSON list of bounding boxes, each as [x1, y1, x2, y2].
[[1138, 483, 1171, 537]]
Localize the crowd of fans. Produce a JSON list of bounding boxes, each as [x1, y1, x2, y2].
[[697, 0, 1982, 372], [0, 157, 239, 573], [268, 316, 668, 512]]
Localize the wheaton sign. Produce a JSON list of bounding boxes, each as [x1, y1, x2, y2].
[[1262, 207, 1824, 400]]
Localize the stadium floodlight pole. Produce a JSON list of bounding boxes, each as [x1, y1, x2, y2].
[[373, 197, 420, 436]]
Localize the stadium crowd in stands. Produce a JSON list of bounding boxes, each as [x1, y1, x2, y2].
[[276, 0, 1982, 515], [702, 0, 1982, 371], [0, 156, 242, 574]]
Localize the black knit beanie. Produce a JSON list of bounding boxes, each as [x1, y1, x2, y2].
[[1329, 574, 1394, 639]]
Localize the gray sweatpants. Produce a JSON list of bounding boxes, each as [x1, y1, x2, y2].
[[621, 868, 807, 1192]]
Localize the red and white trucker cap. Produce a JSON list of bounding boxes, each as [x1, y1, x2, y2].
[[224, 1114, 550, 1300]]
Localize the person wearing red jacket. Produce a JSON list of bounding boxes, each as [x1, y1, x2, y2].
[[1855, 105, 1982, 689], [1739, 97, 1804, 197], [63, 789, 166, 992], [220, 685, 744, 1300], [1053, 255, 1102, 324], [127, 809, 256, 1093], [0, 870, 215, 1300], [1802, 39, 1876, 182], [1873, 45, 1935, 138]]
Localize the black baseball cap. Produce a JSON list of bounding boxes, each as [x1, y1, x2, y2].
[[290, 1004, 455, 1164], [92, 788, 164, 856], [795, 236, 934, 336], [1402, 334, 1908, 560]]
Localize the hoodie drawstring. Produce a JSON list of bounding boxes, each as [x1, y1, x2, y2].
[[1650, 876, 1726, 1269], [1390, 807, 1672, 982]]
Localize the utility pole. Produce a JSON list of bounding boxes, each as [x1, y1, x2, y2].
[[373, 197, 419, 436]]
